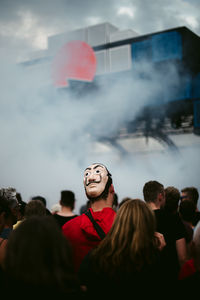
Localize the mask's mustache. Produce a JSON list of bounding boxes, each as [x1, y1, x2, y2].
[[86, 179, 101, 186]]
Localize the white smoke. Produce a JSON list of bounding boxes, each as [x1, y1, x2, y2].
[[0, 52, 200, 213]]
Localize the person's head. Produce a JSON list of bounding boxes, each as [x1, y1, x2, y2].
[[118, 197, 132, 209], [179, 200, 196, 224], [83, 163, 113, 202], [143, 180, 165, 208], [24, 200, 46, 218], [0, 195, 11, 233], [31, 196, 47, 207], [4, 216, 78, 292], [30, 196, 52, 215], [0, 187, 20, 226], [181, 187, 199, 208], [164, 186, 180, 214], [92, 199, 159, 273], [60, 190, 76, 210]]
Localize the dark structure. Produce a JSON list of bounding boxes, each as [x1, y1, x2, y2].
[[23, 25, 200, 152], [67, 26, 200, 151]]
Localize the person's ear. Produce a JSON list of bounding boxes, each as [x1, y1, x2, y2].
[[158, 192, 164, 202]]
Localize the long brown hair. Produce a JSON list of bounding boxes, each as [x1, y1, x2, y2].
[[4, 216, 79, 293], [92, 199, 159, 275]]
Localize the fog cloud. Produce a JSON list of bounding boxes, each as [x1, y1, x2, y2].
[[1, 51, 200, 212]]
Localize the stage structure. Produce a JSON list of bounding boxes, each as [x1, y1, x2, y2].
[[22, 22, 200, 153]]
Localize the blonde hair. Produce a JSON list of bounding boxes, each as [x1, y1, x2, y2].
[[92, 199, 158, 275]]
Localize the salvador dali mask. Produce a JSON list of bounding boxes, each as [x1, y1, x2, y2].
[[83, 163, 109, 198]]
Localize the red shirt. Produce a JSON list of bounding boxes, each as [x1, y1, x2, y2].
[[62, 207, 116, 271], [178, 258, 196, 280]]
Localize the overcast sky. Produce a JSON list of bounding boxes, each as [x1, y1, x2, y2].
[[1, 0, 200, 59], [1, 0, 200, 211]]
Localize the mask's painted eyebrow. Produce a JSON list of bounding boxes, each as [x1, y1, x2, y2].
[[93, 164, 104, 170], [84, 167, 91, 172]]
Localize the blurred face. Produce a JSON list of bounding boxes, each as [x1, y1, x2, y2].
[[84, 163, 108, 198]]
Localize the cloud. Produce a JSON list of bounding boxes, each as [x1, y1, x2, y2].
[[1, 0, 200, 54], [117, 6, 135, 18]]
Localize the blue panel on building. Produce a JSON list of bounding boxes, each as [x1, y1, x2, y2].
[[164, 74, 192, 102], [194, 100, 200, 128], [131, 39, 152, 62], [152, 31, 182, 62], [192, 73, 200, 98]]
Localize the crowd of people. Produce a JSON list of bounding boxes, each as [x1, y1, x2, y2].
[[0, 162, 200, 298]]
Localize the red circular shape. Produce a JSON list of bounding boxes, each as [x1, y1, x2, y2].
[[52, 40, 97, 87]]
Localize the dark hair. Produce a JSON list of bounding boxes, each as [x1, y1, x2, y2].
[[179, 200, 196, 223], [60, 190, 75, 210], [181, 187, 199, 207], [0, 188, 19, 226], [164, 186, 180, 213], [31, 196, 47, 207], [25, 200, 46, 218], [143, 181, 164, 203], [4, 216, 79, 294], [119, 197, 132, 209], [0, 195, 11, 218], [113, 193, 118, 206], [0, 187, 18, 209]]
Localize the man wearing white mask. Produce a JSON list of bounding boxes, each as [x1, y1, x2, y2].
[[62, 163, 116, 272]]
